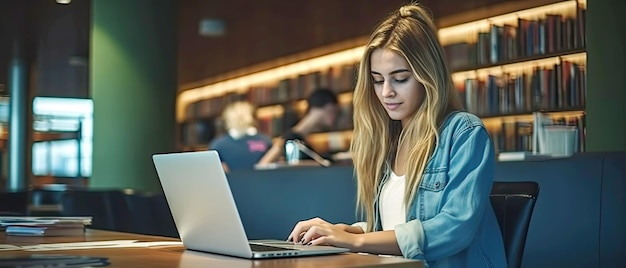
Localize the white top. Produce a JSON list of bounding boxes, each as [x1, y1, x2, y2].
[[380, 170, 407, 231]]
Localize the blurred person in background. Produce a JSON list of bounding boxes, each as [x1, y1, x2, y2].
[[209, 101, 272, 172], [257, 88, 339, 165]]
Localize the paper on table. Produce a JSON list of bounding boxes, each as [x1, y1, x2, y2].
[[21, 240, 138, 250], [26, 241, 184, 251], [1, 240, 183, 252], [0, 244, 22, 251]]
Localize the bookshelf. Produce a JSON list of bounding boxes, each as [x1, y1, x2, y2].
[[187, 80, 357, 153], [177, 42, 364, 152], [176, 0, 587, 156], [439, 0, 587, 154]]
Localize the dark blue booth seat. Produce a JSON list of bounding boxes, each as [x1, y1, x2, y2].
[[494, 152, 626, 268], [226, 152, 626, 268], [227, 166, 359, 241]]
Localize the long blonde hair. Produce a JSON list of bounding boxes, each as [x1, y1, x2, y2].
[[350, 3, 463, 232]]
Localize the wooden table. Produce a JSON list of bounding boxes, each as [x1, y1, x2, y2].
[[1, 229, 423, 267]]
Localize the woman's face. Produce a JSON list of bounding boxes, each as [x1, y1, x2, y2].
[[370, 48, 425, 127]]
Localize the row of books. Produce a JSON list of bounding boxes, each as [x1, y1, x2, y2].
[[188, 92, 246, 119], [247, 65, 357, 107], [492, 112, 584, 159], [444, 5, 586, 69], [188, 65, 357, 119], [458, 60, 585, 116]]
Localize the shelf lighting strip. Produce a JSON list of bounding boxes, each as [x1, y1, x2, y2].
[[481, 110, 585, 128], [177, 47, 364, 122], [452, 52, 586, 82]]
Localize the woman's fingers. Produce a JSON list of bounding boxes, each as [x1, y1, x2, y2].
[[309, 235, 328, 246], [287, 218, 327, 242], [287, 225, 304, 242], [301, 223, 332, 244]]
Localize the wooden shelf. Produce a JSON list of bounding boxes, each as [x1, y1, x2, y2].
[[33, 131, 80, 142], [451, 47, 586, 73], [479, 107, 584, 120], [177, 0, 587, 153], [481, 109, 584, 126]]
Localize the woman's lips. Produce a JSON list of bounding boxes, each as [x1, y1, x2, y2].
[[385, 102, 401, 110]]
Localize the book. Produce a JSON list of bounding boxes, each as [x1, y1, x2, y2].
[[0, 217, 91, 237], [0, 216, 92, 226], [498, 151, 553, 162], [5, 225, 86, 237]]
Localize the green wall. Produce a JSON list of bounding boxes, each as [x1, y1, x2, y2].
[[586, 0, 626, 151], [90, 0, 177, 192]]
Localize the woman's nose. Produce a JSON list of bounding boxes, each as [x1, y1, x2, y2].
[[382, 82, 395, 97]]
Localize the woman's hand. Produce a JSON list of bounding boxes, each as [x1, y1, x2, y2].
[[287, 217, 363, 250]]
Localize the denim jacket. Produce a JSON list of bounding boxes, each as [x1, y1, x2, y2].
[[374, 111, 506, 268]]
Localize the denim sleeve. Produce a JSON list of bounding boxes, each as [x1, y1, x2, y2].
[[394, 125, 495, 260]]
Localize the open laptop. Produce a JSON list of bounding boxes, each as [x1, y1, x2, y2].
[[152, 150, 349, 259]]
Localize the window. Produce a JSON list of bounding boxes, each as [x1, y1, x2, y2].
[[32, 97, 92, 177]]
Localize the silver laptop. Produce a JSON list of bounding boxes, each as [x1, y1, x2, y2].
[[152, 150, 349, 259]]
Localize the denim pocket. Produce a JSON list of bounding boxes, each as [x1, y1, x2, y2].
[[419, 167, 448, 191], [418, 168, 448, 220]]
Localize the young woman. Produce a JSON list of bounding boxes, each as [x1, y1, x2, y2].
[[287, 3, 507, 267]]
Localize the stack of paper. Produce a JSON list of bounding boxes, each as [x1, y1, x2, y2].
[[497, 151, 553, 162], [0, 216, 92, 237]]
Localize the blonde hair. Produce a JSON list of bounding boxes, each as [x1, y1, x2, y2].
[[221, 101, 257, 133], [350, 3, 464, 232]]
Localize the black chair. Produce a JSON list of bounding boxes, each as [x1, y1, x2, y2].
[[60, 189, 133, 232], [30, 188, 66, 216], [0, 190, 29, 216], [490, 181, 540, 268], [123, 191, 178, 237], [148, 193, 178, 238]]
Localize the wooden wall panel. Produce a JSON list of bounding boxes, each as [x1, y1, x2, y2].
[[176, 0, 516, 89], [0, 0, 90, 98], [178, 0, 417, 88], [1, 0, 529, 97], [32, 0, 90, 98]]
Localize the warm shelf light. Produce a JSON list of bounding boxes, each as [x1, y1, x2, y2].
[[254, 92, 352, 118], [452, 52, 586, 82], [255, 105, 285, 119], [338, 92, 353, 105], [177, 47, 364, 122], [438, 0, 586, 45], [293, 100, 308, 114], [481, 110, 585, 128], [307, 130, 353, 152]]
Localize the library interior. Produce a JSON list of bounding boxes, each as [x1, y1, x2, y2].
[[0, 0, 625, 267]]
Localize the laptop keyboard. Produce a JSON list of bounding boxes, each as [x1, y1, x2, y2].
[[249, 243, 296, 252]]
